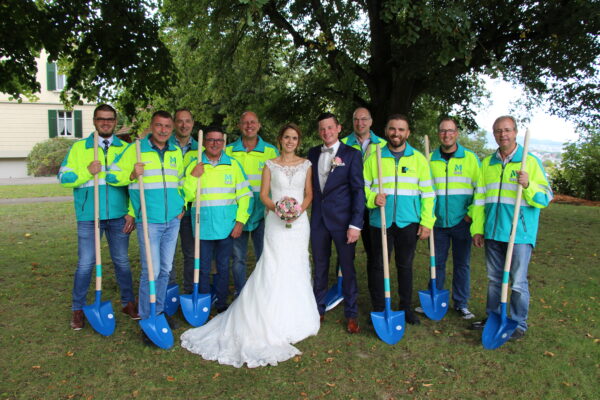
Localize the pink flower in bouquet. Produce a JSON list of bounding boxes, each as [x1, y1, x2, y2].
[[274, 196, 302, 228]]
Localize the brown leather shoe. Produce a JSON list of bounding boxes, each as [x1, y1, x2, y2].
[[70, 310, 84, 330], [320, 314, 325, 323], [347, 318, 360, 334], [122, 301, 140, 320]]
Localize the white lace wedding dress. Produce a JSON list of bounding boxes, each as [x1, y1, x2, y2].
[[181, 159, 319, 368]]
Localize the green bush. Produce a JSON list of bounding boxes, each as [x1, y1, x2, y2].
[[26, 138, 77, 177]]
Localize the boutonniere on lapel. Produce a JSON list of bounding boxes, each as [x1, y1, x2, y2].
[[330, 156, 345, 172]]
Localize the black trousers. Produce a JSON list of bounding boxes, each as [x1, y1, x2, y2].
[[368, 222, 419, 312], [169, 211, 195, 293]]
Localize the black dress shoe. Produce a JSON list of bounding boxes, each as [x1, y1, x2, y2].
[[165, 315, 180, 329], [405, 312, 420, 325], [216, 305, 229, 314], [470, 319, 487, 330], [141, 331, 153, 347], [509, 328, 526, 341]]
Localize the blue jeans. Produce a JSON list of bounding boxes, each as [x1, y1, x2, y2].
[[136, 217, 181, 319], [485, 239, 532, 331], [201, 237, 233, 310], [72, 218, 135, 310], [231, 219, 265, 295], [434, 218, 472, 309]]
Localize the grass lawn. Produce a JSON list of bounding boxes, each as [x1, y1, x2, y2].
[[0, 184, 71, 199], [0, 201, 598, 399]]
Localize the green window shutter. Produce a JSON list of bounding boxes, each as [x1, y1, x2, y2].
[[48, 110, 57, 138], [46, 63, 56, 91], [74, 110, 82, 138]]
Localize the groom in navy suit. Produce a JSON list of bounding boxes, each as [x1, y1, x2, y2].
[[309, 112, 365, 334]]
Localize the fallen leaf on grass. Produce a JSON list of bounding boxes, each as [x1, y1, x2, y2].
[[32, 365, 41, 369], [325, 382, 336, 387], [300, 392, 308, 397], [423, 383, 433, 387], [31, 262, 39, 267], [324, 357, 334, 363], [562, 382, 572, 387], [585, 333, 592, 338], [327, 349, 334, 354], [293, 356, 301, 362], [543, 351, 555, 357], [166, 376, 176, 382], [212, 373, 220, 379], [132, 390, 139, 397], [24, 233, 32, 238], [594, 339, 600, 344], [66, 351, 74, 357], [433, 330, 442, 334]]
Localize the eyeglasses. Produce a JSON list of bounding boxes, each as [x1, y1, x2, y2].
[[493, 127, 515, 135], [94, 117, 116, 122], [439, 129, 457, 134], [205, 138, 225, 144]]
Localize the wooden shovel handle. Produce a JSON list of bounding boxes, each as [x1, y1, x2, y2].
[[376, 144, 391, 298], [136, 140, 156, 304], [93, 131, 102, 291], [424, 135, 436, 279], [501, 129, 531, 303], [193, 131, 203, 284]]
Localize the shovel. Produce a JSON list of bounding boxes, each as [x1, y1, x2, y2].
[[482, 129, 530, 350], [164, 284, 180, 316], [181, 130, 211, 326], [371, 143, 405, 345], [136, 140, 174, 349], [418, 135, 450, 321], [324, 266, 344, 311], [83, 130, 116, 337]]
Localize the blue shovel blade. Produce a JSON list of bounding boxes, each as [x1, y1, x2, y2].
[[324, 280, 344, 312], [371, 309, 405, 345], [164, 284, 180, 316], [418, 288, 450, 321], [482, 310, 518, 350], [83, 299, 116, 337], [139, 313, 174, 349], [180, 292, 211, 327]]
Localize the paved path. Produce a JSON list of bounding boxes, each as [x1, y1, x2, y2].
[[0, 176, 57, 186], [0, 176, 71, 205]]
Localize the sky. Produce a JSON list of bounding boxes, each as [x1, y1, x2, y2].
[[474, 77, 579, 145]]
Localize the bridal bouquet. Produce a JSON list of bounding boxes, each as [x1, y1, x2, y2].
[[274, 196, 302, 228]]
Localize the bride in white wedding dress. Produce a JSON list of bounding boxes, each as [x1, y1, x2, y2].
[[181, 123, 319, 368]]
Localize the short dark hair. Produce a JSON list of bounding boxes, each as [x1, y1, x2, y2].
[[317, 112, 340, 125], [204, 126, 224, 136], [386, 113, 410, 129], [174, 108, 193, 120], [151, 110, 173, 122], [438, 116, 460, 131], [93, 104, 116, 119], [277, 123, 303, 150]]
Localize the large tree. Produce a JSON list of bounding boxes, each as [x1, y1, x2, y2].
[[1, 0, 175, 115], [162, 0, 600, 135]]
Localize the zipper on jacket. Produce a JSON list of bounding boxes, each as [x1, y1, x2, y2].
[[392, 157, 399, 225], [492, 164, 506, 238], [445, 161, 449, 226], [161, 160, 168, 222], [82, 190, 88, 212]]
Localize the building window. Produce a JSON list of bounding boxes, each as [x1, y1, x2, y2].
[[48, 110, 82, 138], [57, 111, 74, 137], [46, 62, 66, 91]]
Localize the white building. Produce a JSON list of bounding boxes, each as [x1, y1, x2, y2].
[[0, 51, 95, 178]]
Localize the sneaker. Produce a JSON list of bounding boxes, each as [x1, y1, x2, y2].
[[122, 301, 141, 320], [456, 307, 475, 320], [509, 328, 526, 341], [414, 306, 425, 314], [469, 319, 487, 330], [70, 310, 84, 330]]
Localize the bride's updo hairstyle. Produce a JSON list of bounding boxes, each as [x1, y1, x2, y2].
[[276, 123, 303, 152]]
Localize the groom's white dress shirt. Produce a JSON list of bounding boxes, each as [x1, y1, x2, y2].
[[318, 141, 340, 192]]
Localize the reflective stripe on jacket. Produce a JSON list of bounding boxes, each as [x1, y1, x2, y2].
[[471, 144, 552, 245], [341, 130, 387, 161], [183, 152, 253, 240], [363, 143, 436, 229], [106, 135, 184, 224], [58, 133, 129, 221], [225, 136, 278, 231], [430, 143, 481, 228]]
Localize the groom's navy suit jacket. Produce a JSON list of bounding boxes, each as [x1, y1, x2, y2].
[[308, 143, 365, 232]]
